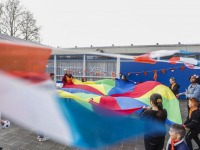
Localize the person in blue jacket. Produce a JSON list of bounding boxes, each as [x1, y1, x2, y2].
[[176, 74, 200, 112], [165, 124, 189, 150]]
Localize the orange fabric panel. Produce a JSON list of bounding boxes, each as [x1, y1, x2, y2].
[[0, 40, 52, 73]]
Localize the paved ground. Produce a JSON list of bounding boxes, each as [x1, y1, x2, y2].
[[0, 99, 198, 150]]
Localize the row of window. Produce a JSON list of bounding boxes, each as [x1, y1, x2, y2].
[[49, 55, 117, 60], [49, 54, 200, 60], [46, 61, 117, 81]]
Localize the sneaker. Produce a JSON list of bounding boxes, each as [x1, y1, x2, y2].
[[39, 136, 50, 142]]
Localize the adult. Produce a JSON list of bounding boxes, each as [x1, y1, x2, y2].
[[49, 73, 55, 80], [62, 69, 73, 86], [169, 77, 180, 96], [140, 93, 167, 150], [177, 74, 200, 112], [177, 75, 200, 100]]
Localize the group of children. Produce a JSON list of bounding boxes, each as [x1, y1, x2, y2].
[[141, 93, 200, 150], [59, 71, 200, 150]]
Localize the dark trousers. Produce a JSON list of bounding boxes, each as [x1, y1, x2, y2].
[[144, 136, 165, 150], [38, 133, 44, 138], [185, 130, 200, 150]]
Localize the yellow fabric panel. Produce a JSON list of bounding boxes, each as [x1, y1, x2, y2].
[[58, 90, 90, 102], [72, 79, 96, 85], [92, 96, 101, 104], [88, 84, 106, 95], [84, 81, 96, 84], [140, 84, 176, 100], [72, 79, 85, 85], [72, 79, 106, 95]]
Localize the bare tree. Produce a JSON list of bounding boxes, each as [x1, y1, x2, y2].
[[0, 0, 24, 37], [0, 0, 41, 43], [20, 10, 41, 43]]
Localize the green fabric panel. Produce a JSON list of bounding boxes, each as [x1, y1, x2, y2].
[[95, 79, 115, 87], [74, 93, 100, 99], [103, 84, 114, 96], [136, 97, 182, 124]]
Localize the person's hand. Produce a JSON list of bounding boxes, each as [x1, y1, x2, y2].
[[185, 92, 187, 95], [143, 106, 151, 110], [176, 94, 180, 98], [0, 120, 6, 124], [181, 124, 185, 128]]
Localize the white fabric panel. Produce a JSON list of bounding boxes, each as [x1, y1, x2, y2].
[[180, 57, 198, 65], [0, 73, 75, 145], [149, 50, 180, 58]]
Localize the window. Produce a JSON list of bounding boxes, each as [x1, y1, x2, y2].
[[86, 61, 116, 77], [57, 55, 83, 60], [45, 61, 54, 74], [86, 55, 116, 60], [56, 61, 83, 76]]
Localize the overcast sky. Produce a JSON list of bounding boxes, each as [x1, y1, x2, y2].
[[20, 0, 200, 48]]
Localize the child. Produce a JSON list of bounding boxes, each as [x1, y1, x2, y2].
[[169, 77, 180, 96], [165, 124, 189, 150], [184, 98, 200, 150], [82, 77, 86, 82], [140, 93, 167, 150]]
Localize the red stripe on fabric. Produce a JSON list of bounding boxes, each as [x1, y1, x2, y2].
[[89, 100, 142, 115], [6, 71, 50, 83], [62, 84, 104, 95], [169, 57, 180, 64], [0, 40, 52, 72], [99, 96, 121, 110], [110, 81, 162, 98], [115, 107, 143, 115]]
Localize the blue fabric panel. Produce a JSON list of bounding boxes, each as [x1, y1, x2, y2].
[[61, 88, 102, 96], [115, 97, 149, 109], [107, 80, 135, 96]]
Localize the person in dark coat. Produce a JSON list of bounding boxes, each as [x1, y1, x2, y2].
[[165, 124, 189, 150], [169, 77, 180, 96], [184, 98, 200, 150], [140, 93, 167, 150]]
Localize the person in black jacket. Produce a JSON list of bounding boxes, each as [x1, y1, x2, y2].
[[165, 124, 189, 150], [169, 77, 180, 96], [184, 98, 200, 150], [140, 93, 168, 150]]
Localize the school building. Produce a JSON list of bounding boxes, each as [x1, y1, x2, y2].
[[1, 33, 200, 98]]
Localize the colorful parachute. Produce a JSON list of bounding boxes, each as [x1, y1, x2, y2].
[[0, 40, 183, 148], [59, 78, 182, 125]]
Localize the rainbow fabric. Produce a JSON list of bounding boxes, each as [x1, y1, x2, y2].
[[0, 40, 183, 148], [59, 79, 182, 125]]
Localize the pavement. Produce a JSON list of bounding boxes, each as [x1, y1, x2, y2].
[[0, 99, 198, 150]]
